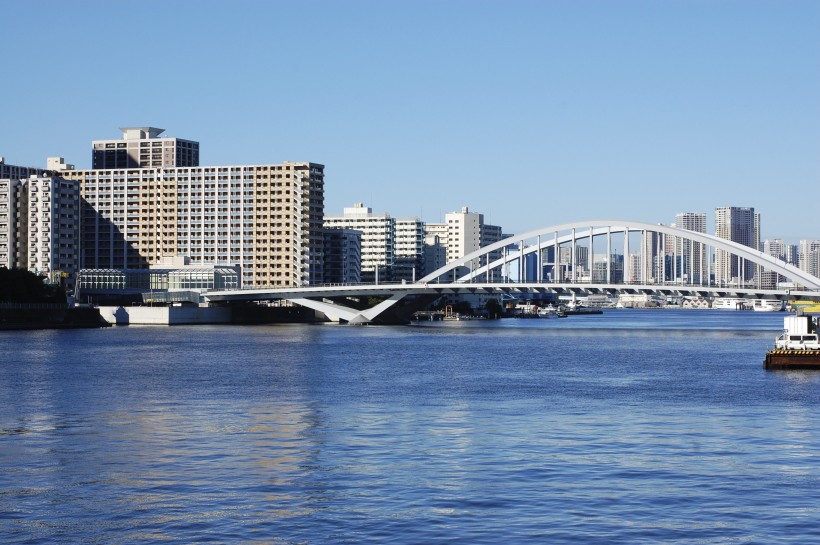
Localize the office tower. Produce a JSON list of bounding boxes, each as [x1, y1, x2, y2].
[[640, 230, 661, 283], [762, 239, 790, 289], [673, 212, 707, 284], [323, 228, 361, 285], [557, 245, 590, 282], [714, 207, 760, 286], [324, 203, 395, 283], [92, 127, 200, 170], [0, 175, 80, 281], [62, 162, 324, 288]]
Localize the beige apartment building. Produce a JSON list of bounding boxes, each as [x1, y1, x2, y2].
[[62, 162, 325, 288]]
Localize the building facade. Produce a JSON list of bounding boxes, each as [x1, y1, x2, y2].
[[394, 217, 425, 282], [0, 175, 81, 282], [92, 127, 200, 170], [324, 203, 394, 283], [423, 207, 503, 280], [714, 206, 760, 286], [798, 240, 820, 280], [62, 162, 324, 288], [323, 228, 362, 285], [673, 212, 707, 284]]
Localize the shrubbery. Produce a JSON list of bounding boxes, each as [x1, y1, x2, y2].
[[0, 268, 66, 303]]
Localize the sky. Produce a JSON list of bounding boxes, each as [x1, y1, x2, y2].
[[2, 1, 818, 242]]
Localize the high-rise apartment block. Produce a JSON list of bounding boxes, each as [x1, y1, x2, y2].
[[714, 206, 760, 286], [394, 218, 425, 282], [92, 127, 200, 170], [61, 161, 324, 288], [798, 240, 820, 279], [324, 203, 394, 283], [1, 157, 47, 180], [0, 174, 80, 281], [322, 228, 361, 285], [423, 207, 503, 279], [762, 238, 799, 289], [673, 212, 707, 284]]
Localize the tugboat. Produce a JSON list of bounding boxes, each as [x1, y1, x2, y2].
[[764, 310, 820, 369]]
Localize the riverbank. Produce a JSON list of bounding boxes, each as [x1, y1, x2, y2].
[[0, 304, 110, 330]]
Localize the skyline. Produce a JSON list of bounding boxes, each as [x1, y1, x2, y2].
[[2, 1, 818, 241]]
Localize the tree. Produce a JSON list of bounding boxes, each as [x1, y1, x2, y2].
[[485, 298, 502, 320], [0, 268, 66, 303]]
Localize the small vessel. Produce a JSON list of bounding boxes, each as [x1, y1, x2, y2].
[[537, 305, 566, 318], [713, 297, 751, 310], [764, 311, 820, 369], [753, 299, 785, 312]]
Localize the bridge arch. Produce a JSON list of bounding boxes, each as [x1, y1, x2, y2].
[[419, 220, 820, 291]]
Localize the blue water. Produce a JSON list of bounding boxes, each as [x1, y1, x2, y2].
[[2, 310, 819, 544]]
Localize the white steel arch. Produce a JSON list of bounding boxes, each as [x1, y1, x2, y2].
[[419, 220, 820, 290]]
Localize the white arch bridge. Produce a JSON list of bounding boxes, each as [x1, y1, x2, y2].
[[205, 220, 820, 324]]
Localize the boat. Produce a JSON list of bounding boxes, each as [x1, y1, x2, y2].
[[753, 299, 785, 312], [764, 311, 820, 369], [712, 297, 751, 310], [537, 305, 566, 318]]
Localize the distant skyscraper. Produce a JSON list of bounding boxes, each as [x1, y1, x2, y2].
[[674, 212, 707, 284], [763, 238, 788, 289], [92, 127, 200, 170], [714, 207, 760, 286], [798, 240, 820, 279]]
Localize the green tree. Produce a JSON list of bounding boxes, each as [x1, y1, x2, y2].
[[485, 298, 502, 319]]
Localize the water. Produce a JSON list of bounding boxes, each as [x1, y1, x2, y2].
[[2, 309, 819, 544]]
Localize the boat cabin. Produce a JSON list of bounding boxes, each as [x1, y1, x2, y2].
[[775, 314, 820, 350]]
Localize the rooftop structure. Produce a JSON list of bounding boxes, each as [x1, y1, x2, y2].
[[92, 127, 200, 170]]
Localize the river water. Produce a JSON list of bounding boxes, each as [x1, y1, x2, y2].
[[1, 309, 819, 544]]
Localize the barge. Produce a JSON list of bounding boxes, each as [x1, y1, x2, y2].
[[764, 312, 820, 370]]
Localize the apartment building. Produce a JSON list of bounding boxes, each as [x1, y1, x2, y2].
[[394, 217, 425, 282], [323, 228, 361, 285], [26, 177, 81, 281], [92, 127, 199, 169], [673, 212, 707, 284], [62, 162, 324, 288], [798, 240, 820, 279], [0, 178, 25, 269], [324, 203, 394, 283], [0, 156, 47, 180], [423, 207, 503, 279], [0, 175, 80, 282]]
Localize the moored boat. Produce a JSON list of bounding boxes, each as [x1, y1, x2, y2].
[[753, 299, 785, 312], [764, 311, 820, 369]]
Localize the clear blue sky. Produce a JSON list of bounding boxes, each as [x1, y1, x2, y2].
[[2, 1, 818, 242]]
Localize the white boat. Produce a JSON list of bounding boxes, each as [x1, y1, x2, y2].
[[537, 305, 565, 318], [712, 297, 751, 310], [753, 299, 785, 312], [773, 313, 820, 350]]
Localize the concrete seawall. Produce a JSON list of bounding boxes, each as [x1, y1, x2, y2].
[[99, 306, 232, 325]]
